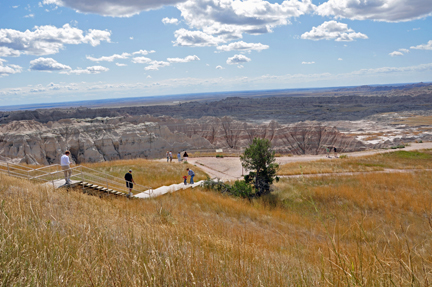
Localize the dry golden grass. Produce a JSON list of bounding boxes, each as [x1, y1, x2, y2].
[[392, 115, 432, 126], [1, 164, 432, 285], [279, 149, 432, 175], [82, 158, 208, 189]]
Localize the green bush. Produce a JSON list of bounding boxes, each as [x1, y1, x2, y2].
[[216, 154, 224, 158], [230, 180, 253, 198], [339, 155, 348, 159], [203, 178, 253, 198]]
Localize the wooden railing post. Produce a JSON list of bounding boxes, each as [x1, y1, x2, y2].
[[81, 166, 84, 192], [50, 171, 55, 188]]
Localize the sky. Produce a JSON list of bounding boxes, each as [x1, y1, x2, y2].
[[0, 0, 431, 106]]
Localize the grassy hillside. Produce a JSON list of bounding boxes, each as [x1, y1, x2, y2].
[[83, 159, 208, 189], [1, 156, 432, 285], [279, 150, 432, 175]]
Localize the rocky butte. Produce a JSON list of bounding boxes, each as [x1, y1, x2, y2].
[[0, 115, 366, 165]]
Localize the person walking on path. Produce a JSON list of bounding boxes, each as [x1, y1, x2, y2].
[[333, 147, 338, 158], [177, 152, 181, 163], [325, 147, 331, 158], [124, 169, 135, 198], [166, 151, 169, 162], [169, 151, 173, 163], [183, 151, 189, 162], [186, 168, 195, 184], [61, 150, 72, 184]]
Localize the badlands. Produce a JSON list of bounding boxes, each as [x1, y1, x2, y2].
[[1, 83, 432, 165]]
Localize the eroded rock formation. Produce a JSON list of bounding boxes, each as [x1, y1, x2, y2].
[[0, 116, 213, 165], [0, 115, 367, 165]]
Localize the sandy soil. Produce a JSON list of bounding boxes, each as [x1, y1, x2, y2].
[[187, 142, 432, 181]]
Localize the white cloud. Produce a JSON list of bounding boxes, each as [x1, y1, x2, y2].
[[12, 6, 19, 8], [133, 49, 155, 55], [42, 0, 187, 17], [216, 65, 224, 69], [29, 57, 109, 75], [411, 40, 432, 50], [86, 52, 130, 62], [67, 66, 109, 75], [132, 57, 152, 64], [147, 75, 152, 78], [302, 61, 315, 64], [316, 0, 432, 22], [226, 54, 251, 65], [29, 57, 72, 71], [0, 47, 21, 57], [167, 55, 200, 63], [301, 21, 368, 42], [116, 63, 127, 67], [338, 58, 343, 61], [24, 14, 35, 18], [130, 37, 134, 40], [144, 61, 170, 70], [3, 62, 432, 103], [0, 24, 111, 56], [162, 17, 179, 25], [216, 41, 269, 52], [177, 0, 316, 41], [389, 48, 410, 57], [173, 29, 224, 47], [0, 59, 22, 77], [350, 63, 432, 75], [30, 87, 47, 93], [237, 65, 244, 69], [389, 51, 403, 57]]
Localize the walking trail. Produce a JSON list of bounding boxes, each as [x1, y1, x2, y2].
[[187, 142, 432, 181]]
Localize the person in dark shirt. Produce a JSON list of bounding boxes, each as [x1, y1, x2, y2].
[[124, 169, 135, 198]]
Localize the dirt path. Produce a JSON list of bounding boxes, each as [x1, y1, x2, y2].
[[188, 142, 432, 181]]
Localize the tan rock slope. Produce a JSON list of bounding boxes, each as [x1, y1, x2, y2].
[[0, 115, 365, 165]]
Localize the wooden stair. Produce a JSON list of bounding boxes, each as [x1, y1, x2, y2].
[[79, 181, 133, 198]]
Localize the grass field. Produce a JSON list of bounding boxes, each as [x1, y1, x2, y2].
[[1, 153, 432, 285], [278, 150, 432, 175], [82, 159, 208, 189]]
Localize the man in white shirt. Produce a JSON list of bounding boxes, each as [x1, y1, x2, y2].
[[61, 150, 72, 184]]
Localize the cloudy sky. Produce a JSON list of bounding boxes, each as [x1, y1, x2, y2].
[[0, 0, 431, 106]]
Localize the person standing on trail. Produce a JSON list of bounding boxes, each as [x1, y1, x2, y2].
[[183, 151, 189, 162], [61, 150, 72, 184], [334, 147, 338, 158], [326, 147, 331, 158], [186, 168, 195, 184], [124, 169, 135, 198], [169, 151, 173, 163], [177, 151, 181, 163], [166, 151, 169, 162]]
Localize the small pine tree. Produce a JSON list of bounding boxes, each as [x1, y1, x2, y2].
[[240, 138, 279, 197]]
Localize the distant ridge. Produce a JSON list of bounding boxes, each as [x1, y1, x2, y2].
[[1, 82, 428, 112]]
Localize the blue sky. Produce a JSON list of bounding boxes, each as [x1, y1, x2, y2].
[[0, 0, 431, 106]]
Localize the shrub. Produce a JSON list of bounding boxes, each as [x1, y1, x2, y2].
[[339, 154, 348, 159], [202, 178, 253, 198]]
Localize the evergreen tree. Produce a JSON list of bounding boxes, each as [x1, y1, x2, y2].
[[240, 138, 279, 197]]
